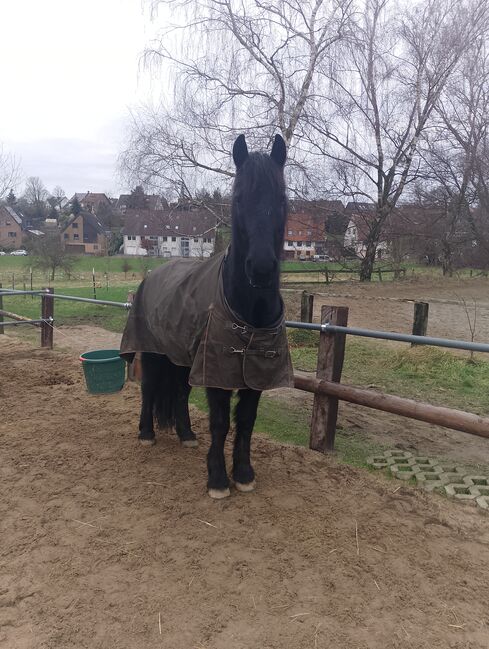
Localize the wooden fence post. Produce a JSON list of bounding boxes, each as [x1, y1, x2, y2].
[[300, 290, 314, 323], [41, 287, 54, 349], [309, 305, 349, 452], [411, 302, 429, 345], [0, 283, 3, 335]]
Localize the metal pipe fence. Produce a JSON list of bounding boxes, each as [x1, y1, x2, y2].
[[284, 320, 489, 354], [1, 289, 488, 354], [0, 318, 53, 327]]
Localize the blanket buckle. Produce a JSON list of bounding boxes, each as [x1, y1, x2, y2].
[[230, 347, 245, 354]]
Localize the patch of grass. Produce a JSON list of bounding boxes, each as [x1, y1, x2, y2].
[[189, 386, 384, 468], [343, 341, 489, 415], [287, 328, 320, 348], [2, 285, 138, 332]]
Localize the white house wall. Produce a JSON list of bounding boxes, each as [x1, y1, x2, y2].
[[123, 235, 214, 257]]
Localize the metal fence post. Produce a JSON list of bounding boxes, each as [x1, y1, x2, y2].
[[41, 288, 54, 349], [309, 305, 349, 452]]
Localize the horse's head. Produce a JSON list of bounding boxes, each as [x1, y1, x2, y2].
[[231, 134, 287, 289]]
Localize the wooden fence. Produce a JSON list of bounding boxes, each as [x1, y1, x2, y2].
[[1, 288, 489, 449]]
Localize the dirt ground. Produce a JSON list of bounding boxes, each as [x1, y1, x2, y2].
[[1, 334, 489, 649], [307, 275, 489, 344]]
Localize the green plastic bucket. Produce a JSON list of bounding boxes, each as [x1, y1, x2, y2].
[[79, 349, 126, 394]]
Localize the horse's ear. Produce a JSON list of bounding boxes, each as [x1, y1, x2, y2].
[[233, 134, 249, 169], [270, 134, 287, 167]]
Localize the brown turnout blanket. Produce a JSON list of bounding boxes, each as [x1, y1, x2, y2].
[[120, 251, 294, 390]]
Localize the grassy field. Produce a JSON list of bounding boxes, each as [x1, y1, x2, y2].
[[2, 253, 484, 285]]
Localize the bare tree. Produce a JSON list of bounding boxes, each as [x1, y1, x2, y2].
[[22, 176, 49, 224], [419, 35, 489, 262], [303, 0, 489, 280], [27, 236, 75, 281], [120, 0, 354, 198], [0, 144, 21, 201]]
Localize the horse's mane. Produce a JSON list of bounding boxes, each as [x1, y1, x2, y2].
[[233, 152, 285, 200]]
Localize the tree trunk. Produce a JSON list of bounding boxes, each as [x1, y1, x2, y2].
[[359, 240, 377, 281], [441, 243, 453, 277]]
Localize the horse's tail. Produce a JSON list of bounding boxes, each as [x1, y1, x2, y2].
[[141, 353, 177, 430]]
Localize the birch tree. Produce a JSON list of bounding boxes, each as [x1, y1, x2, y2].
[[0, 145, 21, 201], [120, 0, 353, 197], [304, 0, 489, 280]]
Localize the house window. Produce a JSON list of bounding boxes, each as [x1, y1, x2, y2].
[[93, 244, 98, 250], [8, 231, 16, 237], [72, 222, 78, 228], [6, 221, 11, 226], [296, 241, 302, 247], [286, 240, 293, 246], [149, 236, 157, 240], [194, 238, 198, 243], [288, 230, 293, 235], [307, 230, 312, 236], [172, 237, 176, 242], [306, 241, 312, 247], [175, 225, 179, 230], [162, 236, 167, 242], [64, 233, 68, 239], [73, 233, 79, 240]]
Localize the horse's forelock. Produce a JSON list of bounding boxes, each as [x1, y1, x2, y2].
[[233, 152, 285, 201]]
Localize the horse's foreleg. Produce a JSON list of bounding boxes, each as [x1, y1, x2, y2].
[[233, 388, 261, 492], [206, 388, 232, 499], [174, 366, 198, 448]]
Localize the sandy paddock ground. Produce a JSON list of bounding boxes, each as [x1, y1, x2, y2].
[[1, 334, 489, 648]]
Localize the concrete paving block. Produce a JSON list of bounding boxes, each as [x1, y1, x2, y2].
[[462, 475, 489, 487], [390, 464, 418, 480], [468, 485, 489, 497], [444, 484, 477, 500], [384, 451, 413, 459], [476, 496, 489, 510], [416, 464, 444, 475]]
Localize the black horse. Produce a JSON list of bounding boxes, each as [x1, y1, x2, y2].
[[121, 134, 289, 499]]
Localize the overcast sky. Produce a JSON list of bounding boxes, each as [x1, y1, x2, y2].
[[0, 0, 159, 199]]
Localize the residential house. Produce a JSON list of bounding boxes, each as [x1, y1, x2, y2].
[[284, 200, 345, 259], [0, 205, 23, 250], [62, 211, 108, 255], [344, 202, 389, 260], [122, 206, 216, 258]]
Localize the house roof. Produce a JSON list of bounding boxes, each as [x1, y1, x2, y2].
[[116, 193, 163, 211], [62, 211, 105, 235], [122, 208, 216, 238], [70, 192, 112, 208], [2, 205, 23, 227]]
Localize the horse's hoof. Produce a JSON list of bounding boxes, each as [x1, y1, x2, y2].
[[139, 438, 156, 447], [208, 488, 231, 500], [181, 438, 198, 448], [235, 480, 256, 493]]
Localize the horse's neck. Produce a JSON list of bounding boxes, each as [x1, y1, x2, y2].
[[223, 249, 282, 328]]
